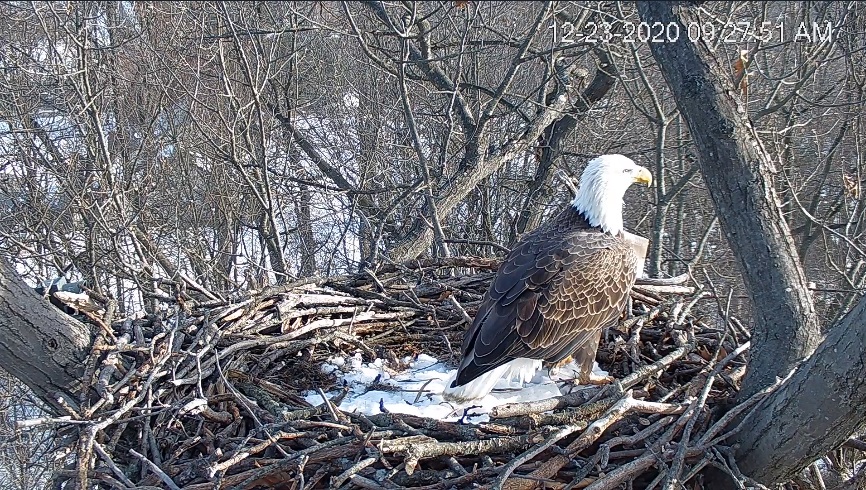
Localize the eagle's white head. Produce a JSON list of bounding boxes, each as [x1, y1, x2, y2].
[[571, 154, 652, 235]]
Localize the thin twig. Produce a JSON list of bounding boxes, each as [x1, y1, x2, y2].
[[129, 449, 181, 490]]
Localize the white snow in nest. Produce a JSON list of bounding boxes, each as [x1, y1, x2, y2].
[[343, 93, 360, 109], [303, 352, 608, 424]]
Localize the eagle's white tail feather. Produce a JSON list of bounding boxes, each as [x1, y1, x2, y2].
[[501, 358, 543, 384], [442, 358, 542, 402]]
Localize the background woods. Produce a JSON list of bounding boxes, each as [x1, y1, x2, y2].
[[1, 1, 864, 318], [1, 1, 866, 489]]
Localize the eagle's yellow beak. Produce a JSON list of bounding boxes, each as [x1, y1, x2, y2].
[[634, 166, 653, 186]]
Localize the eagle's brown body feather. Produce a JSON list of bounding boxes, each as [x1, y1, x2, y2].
[[452, 205, 638, 388]]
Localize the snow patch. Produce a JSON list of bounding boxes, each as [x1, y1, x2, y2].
[[304, 353, 608, 423], [343, 93, 360, 109]]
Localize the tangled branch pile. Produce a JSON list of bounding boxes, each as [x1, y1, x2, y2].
[[36, 257, 767, 489]]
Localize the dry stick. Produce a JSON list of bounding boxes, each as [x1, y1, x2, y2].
[[809, 461, 828, 490], [86, 360, 141, 419], [562, 446, 606, 490], [502, 406, 597, 431], [674, 290, 709, 325], [171, 320, 222, 383], [489, 424, 586, 489], [491, 342, 692, 420], [503, 392, 685, 490], [408, 467, 500, 490], [634, 273, 691, 286], [615, 342, 695, 392], [16, 415, 83, 429], [556, 168, 578, 194], [223, 311, 414, 357], [712, 446, 770, 490], [631, 287, 666, 304], [330, 457, 377, 488], [92, 440, 135, 488], [631, 289, 661, 306], [140, 412, 156, 479], [348, 474, 390, 490], [203, 455, 307, 490], [663, 375, 716, 490], [304, 463, 332, 490], [621, 305, 662, 334], [633, 284, 695, 295], [334, 329, 377, 357], [96, 473, 149, 490], [80, 337, 107, 412], [605, 448, 648, 460], [448, 295, 474, 324], [364, 267, 389, 293], [594, 379, 773, 490], [213, 352, 293, 461], [711, 341, 751, 374], [74, 338, 173, 489], [660, 336, 747, 488], [627, 317, 646, 373], [317, 387, 344, 424], [583, 446, 706, 490], [380, 436, 459, 465], [94, 335, 131, 407], [394, 433, 546, 476], [598, 415, 677, 467], [129, 448, 181, 490], [412, 379, 435, 405], [446, 456, 469, 476], [365, 412, 488, 440], [393, 419, 425, 437], [207, 430, 295, 478], [844, 437, 866, 452], [644, 471, 667, 490], [697, 377, 779, 448], [490, 386, 603, 419], [679, 456, 712, 486]]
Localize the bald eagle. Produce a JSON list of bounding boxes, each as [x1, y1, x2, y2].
[[443, 154, 652, 402]]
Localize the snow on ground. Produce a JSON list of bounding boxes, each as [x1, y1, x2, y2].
[[303, 352, 608, 424]]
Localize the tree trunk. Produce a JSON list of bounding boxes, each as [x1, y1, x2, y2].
[[0, 259, 92, 414], [296, 184, 318, 277], [636, 1, 821, 400], [730, 293, 866, 485]]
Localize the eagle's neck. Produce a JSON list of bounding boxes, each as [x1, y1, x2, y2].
[[570, 186, 624, 235]]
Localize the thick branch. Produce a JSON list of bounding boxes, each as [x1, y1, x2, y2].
[[389, 74, 593, 261], [730, 293, 866, 485], [514, 47, 618, 236], [0, 259, 92, 414]]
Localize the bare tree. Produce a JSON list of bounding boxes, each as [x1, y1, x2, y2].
[[636, 0, 822, 400], [637, 0, 864, 485], [0, 1, 865, 487]]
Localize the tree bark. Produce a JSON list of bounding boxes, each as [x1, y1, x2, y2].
[[0, 259, 92, 414], [296, 184, 318, 277], [636, 1, 821, 400], [730, 293, 866, 485]]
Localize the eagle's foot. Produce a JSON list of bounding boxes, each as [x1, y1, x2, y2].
[[583, 372, 614, 385], [548, 366, 579, 383]]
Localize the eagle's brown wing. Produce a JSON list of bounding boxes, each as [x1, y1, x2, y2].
[[453, 228, 637, 387]]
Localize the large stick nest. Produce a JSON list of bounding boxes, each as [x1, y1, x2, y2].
[[41, 257, 768, 489]]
